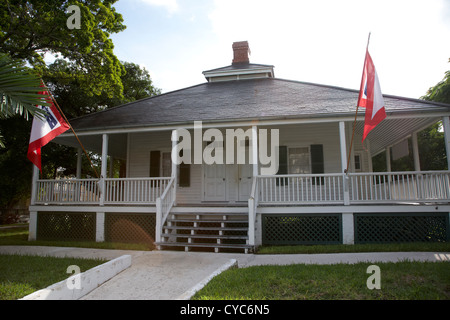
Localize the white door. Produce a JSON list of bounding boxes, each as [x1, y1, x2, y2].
[[204, 164, 227, 201], [238, 164, 253, 201]]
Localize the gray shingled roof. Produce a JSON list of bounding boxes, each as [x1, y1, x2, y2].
[[69, 77, 450, 132]]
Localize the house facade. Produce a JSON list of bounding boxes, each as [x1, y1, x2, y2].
[[29, 42, 450, 252]]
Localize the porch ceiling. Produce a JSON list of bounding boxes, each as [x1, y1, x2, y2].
[[53, 133, 127, 160], [355, 116, 442, 156]]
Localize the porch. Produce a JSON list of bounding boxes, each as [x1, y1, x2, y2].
[[28, 115, 450, 252], [32, 171, 450, 207], [29, 170, 450, 252]]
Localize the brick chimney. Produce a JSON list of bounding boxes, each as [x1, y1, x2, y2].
[[232, 41, 250, 65]]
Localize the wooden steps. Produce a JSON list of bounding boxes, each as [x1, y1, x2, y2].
[[156, 209, 253, 253]]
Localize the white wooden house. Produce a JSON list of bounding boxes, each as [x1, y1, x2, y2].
[[28, 41, 450, 252]]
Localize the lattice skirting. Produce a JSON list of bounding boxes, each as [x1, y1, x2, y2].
[[105, 213, 156, 244], [37, 212, 96, 241], [354, 213, 449, 244], [36, 212, 156, 244], [262, 214, 342, 245]]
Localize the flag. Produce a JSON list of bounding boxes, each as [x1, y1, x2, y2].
[[358, 49, 386, 142], [27, 86, 70, 172]]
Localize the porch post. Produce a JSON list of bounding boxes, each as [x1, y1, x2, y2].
[[339, 121, 347, 173], [76, 148, 82, 179], [252, 125, 258, 176], [30, 165, 39, 206], [442, 116, 450, 170], [339, 121, 350, 205], [412, 131, 421, 171], [386, 146, 392, 172], [100, 134, 108, 206], [171, 129, 178, 205], [29, 165, 39, 241]]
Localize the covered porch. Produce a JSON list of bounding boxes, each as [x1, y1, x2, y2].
[[28, 114, 450, 250]]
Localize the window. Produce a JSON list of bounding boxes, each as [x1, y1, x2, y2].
[[288, 147, 310, 174], [162, 152, 172, 177], [149, 150, 190, 187], [354, 153, 362, 171], [276, 144, 324, 185]]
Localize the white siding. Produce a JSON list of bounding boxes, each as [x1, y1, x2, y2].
[[126, 122, 367, 204]]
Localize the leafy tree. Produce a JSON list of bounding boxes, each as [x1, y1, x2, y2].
[[43, 59, 161, 118], [422, 58, 450, 104], [0, 60, 160, 207], [0, 0, 126, 98]]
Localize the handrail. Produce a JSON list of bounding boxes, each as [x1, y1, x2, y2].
[[247, 176, 259, 246], [155, 177, 176, 243]]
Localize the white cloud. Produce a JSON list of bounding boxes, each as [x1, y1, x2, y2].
[[138, 0, 179, 14]]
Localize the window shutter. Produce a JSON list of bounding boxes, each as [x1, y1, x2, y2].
[[310, 144, 324, 184], [276, 146, 288, 186], [149, 151, 160, 177], [179, 163, 190, 187]]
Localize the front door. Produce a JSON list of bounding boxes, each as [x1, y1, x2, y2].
[[204, 164, 227, 201], [238, 164, 253, 201]]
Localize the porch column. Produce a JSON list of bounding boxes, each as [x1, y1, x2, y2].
[[101, 134, 109, 178], [252, 125, 258, 176], [29, 165, 39, 241], [442, 116, 450, 170], [339, 121, 350, 205], [339, 121, 347, 173], [412, 131, 421, 171], [386, 146, 392, 172], [76, 148, 82, 179], [100, 134, 108, 206], [30, 165, 39, 205], [171, 129, 178, 205]]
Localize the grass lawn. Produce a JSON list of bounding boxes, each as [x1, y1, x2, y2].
[[0, 224, 153, 251], [2, 224, 449, 300], [257, 242, 450, 254], [192, 261, 450, 300], [0, 254, 106, 300]]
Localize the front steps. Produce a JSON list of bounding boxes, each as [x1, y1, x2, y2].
[[156, 208, 253, 253]]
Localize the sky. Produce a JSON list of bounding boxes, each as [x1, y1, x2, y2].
[[109, 0, 450, 99]]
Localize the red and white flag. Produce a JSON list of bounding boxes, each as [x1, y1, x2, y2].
[[27, 86, 70, 172], [358, 49, 386, 142]]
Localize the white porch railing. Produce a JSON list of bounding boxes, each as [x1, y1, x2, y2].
[[257, 173, 345, 204], [254, 171, 450, 205], [35, 179, 101, 204], [35, 177, 171, 205], [155, 177, 176, 243], [104, 177, 171, 204], [348, 171, 450, 203]]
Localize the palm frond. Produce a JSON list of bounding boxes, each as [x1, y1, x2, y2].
[[0, 53, 50, 121]]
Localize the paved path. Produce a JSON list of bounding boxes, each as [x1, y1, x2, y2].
[[1, 246, 448, 300]]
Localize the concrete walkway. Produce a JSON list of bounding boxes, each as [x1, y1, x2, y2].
[[1, 246, 449, 300]]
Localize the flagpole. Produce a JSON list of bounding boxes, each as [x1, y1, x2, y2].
[[43, 82, 100, 179], [345, 32, 371, 173]]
